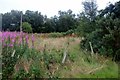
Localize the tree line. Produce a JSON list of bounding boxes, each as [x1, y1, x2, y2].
[[2, 9, 78, 33]]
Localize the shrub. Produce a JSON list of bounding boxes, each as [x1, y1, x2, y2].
[[77, 17, 97, 37], [48, 32, 64, 38], [80, 17, 120, 61], [64, 29, 74, 35], [80, 29, 104, 53], [22, 22, 32, 33]]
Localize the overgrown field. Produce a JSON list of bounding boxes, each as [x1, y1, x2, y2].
[[1, 32, 118, 79]]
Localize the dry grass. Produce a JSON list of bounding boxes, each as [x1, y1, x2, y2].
[[28, 35, 80, 52]]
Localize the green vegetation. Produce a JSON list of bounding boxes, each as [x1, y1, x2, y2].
[[1, 0, 120, 79], [2, 9, 77, 33], [6, 37, 119, 78], [79, 1, 120, 61], [22, 22, 32, 33], [1, 32, 118, 78]]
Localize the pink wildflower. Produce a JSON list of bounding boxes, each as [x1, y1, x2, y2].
[[12, 39, 15, 43], [32, 34, 34, 48], [9, 44, 14, 47], [25, 35, 29, 44]]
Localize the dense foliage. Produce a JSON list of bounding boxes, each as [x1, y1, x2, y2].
[[80, 1, 120, 61], [2, 9, 78, 33], [22, 22, 32, 33]]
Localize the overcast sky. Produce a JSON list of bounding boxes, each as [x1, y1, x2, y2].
[[0, 0, 119, 17]]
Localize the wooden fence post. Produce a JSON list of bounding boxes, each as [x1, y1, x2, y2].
[[89, 42, 94, 57]]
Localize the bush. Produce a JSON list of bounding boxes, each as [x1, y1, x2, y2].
[[48, 32, 64, 38], [80, 29, 104, 53], [64, 29, 74, 35], [22, 22, 32, 33], [80, 17, 120, 61], [77, 17, 97, 37]]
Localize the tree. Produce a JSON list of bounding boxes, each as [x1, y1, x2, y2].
[[57, 9, 77, 32], [100, 1, 120, 18], [43, 16, 57, 33], [24, 10, 44, 33], [2, 9, 78, 33], [82, 0, 97, 21], [80, 1, 120, 61], [2, 10, 22, 31], [22, 22, 32, 33], [77, 0, 98, 37]]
